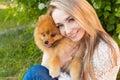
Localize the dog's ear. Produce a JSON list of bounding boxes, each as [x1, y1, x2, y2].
[[37, 15, 45, 25], [39, 14, 50, 20], [38, 15, 44, 21], [38, 14, 52, 23], [38, 14, 46, 22]]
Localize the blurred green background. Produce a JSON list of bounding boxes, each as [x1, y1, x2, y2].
[[0, 0, 120, 80]]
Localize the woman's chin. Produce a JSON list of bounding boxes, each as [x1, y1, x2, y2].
[[71, 31, 85, 42], [70, 34, 83, 42], [71, 38, 80, 42]]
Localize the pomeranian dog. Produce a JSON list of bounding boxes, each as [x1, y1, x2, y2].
[[34, 14, 84, 80]]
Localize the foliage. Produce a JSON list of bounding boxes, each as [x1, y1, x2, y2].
[[15, 0, 49, 22], [0, 8, 31, 31], [88, 0, 120, 46]]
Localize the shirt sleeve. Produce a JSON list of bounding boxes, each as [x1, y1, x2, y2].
[[58, 72, 71, 80], [96, 66, 120, 80], [93, 40, 120, 80]]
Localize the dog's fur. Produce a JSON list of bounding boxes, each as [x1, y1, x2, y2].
[[34, 14, 83, 80]]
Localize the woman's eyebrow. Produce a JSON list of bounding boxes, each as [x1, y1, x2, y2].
[[56, 23, 62, 26], [65, 16, 72, 21], [55, 15, 71, 26]]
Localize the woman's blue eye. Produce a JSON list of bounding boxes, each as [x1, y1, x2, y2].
[[56, 24, 63, 29], [69, 18, 74, 22], [56, 26, 60, 28]]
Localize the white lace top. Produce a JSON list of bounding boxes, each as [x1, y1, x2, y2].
[[92, 40, 120, 80], [42, 40, 120, 80]]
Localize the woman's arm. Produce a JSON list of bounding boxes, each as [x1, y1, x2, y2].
[[93, 40, 120, 80], [96, 66, 119, 80]]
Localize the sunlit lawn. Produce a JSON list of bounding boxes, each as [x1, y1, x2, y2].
[[0, 8, 43, 80]]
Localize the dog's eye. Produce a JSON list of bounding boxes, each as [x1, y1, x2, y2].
[[42, 33, 45, 37], [51, 33, 56, 37]]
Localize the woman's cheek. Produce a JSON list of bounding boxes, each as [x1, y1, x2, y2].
[[59, 28, 65, 36]]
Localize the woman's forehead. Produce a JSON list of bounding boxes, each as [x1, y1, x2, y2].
[[52, 8, 70, 24]]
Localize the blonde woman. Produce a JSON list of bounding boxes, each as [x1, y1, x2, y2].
[[23, 0, 120, 80]]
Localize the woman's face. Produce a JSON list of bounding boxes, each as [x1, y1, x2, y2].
[[52, 8, 85, 42]]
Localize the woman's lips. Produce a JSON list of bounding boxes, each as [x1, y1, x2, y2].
[[69, 30, 79, 38]]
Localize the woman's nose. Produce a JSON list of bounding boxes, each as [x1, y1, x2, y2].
[[64, 25, 72, 36]]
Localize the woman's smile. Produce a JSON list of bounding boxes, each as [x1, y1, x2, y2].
[[68, 30, 78, 39], [52, 8, 85, 42]]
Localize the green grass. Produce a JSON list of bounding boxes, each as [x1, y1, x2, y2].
[[0, 8, 43, 80], [0, 27, 43, 80], [0, 7, 120, 80]]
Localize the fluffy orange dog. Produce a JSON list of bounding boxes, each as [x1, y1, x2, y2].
[[34, 14, 83, 80]]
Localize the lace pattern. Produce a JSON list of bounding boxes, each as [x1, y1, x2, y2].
[[93, 41, 113, 77], [59, 40, 120, 80]]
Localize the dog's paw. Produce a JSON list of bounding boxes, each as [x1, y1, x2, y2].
[[50, 71, 59, 78]]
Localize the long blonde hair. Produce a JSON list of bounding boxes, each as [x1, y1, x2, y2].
[[48, 0, 118, 80]]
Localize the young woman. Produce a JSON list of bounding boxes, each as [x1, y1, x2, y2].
[[23, 0, 120, 80]]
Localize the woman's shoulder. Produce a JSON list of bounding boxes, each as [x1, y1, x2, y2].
[[93, 39, 120, 71], [94, 40, 112, 56], [95, 39, 119, 56], [93, 40, 120, 79], [93, 40, 112, 64]]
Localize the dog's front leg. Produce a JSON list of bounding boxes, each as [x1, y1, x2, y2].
[[49, 56, 61, 78], [70, 58, 81, 80]]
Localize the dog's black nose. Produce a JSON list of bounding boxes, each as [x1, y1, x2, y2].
[[44, 40, 49, 44]]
